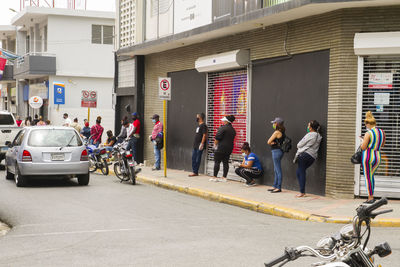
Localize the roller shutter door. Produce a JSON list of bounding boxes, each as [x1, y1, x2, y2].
[[206, 69, 249, 179], [359, 57, 400, 198]]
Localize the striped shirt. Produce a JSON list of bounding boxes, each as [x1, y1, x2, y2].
[[367, 127, 385, 151]]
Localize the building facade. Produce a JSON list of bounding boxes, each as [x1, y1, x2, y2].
[[0, 6, 115, 133], [116, 0, 400, 198]]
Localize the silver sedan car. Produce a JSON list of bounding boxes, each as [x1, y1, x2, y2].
[[5, 126, 90, 187]]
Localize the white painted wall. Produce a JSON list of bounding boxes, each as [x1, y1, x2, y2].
[[47, 15, 115, 78], [48, 75, 115, 140]]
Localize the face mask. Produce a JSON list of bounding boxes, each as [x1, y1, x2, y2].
[[242, 152, 247, 157], [273, 124, 276, 130], [152, 119, 156, 124], [196, 118, 199, 122]]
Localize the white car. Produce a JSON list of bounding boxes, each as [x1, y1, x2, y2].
[[5, 126, 90, 187], [0, 111, 20, 164]]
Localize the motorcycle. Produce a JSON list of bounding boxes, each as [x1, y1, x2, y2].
[[265, 198, 393, 267], [112, 139, 141, 185], [83, 137, 109, 175]]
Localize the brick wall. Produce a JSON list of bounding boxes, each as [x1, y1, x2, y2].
[[142, 6, 400, 197]]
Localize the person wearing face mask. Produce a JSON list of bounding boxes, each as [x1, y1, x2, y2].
[[149, 114, 163, 171], [294, 120, 322, 197], [267, 117, 286, 193], [233, 142, 263, 186], [189, 113, 208, 177], [209, 115, 236, 182], [360, 111, 385, 204], [126, 112, 141, 161]]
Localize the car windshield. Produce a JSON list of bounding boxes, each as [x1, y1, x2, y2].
[[28, 129, 83, 147], [0, 114, 15, 125]]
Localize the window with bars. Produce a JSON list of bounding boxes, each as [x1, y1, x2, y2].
[[207, 69, 249, 164], [92, 25, 114, 45]]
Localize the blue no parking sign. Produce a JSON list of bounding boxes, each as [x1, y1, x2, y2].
[[54, 82, 65, 104]]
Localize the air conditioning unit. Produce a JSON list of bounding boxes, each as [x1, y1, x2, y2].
[[195, 49, 250, 73]]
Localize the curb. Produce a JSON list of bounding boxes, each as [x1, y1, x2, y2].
[[96, 169, 400, 227]]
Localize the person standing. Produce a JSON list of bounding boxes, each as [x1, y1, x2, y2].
[[32, 114, 39, 126], [62, 113, 71, 127], [15, 116, 22, 127], [294, 120, 322, 197], [189, 113, 208, 177], [267, 117, 285, 193], [90, 116, 104, 148], [149, 114, 163, 171], [116, 116, 129, 144], [361, 111, 385, 204], [70, 118, 81, 133], [233, 142, 263, 186], [21, 116, 32, 127], [81, 121, 91, 140], [37, 116, 46, 126], [126, 112, 141, 161], [210, 115, 236, 182]]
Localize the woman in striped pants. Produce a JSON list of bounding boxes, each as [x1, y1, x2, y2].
[[361, 111, 386, 204]]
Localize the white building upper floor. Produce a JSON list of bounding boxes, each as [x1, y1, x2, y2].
[[1, 6, 116, 79]]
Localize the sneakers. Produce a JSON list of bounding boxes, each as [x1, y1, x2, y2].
[[245, 181, 256, 187], [209, 177, 227, 182], [152, 167, 161, 171]]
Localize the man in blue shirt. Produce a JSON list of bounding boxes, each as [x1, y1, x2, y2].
[[233, 142, 263, 186]]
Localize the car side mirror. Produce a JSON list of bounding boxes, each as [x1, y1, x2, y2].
[[5, 141, 12, 148]]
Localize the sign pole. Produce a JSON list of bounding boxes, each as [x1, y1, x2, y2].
[[163, 99, 167, 178], [88, 107, 90, 123]]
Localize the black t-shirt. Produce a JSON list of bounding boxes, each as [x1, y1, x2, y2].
[[215, 124, 236, 154], [193, 123, 208, 149], [107, 136, 117, 146]]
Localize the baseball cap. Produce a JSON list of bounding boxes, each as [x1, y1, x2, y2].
[[132, 112, 138, 116], [271, 117, 284, 124], [152, 114, 159, 119]]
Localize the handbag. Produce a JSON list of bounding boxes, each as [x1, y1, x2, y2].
[[351, 147, 362, 164]]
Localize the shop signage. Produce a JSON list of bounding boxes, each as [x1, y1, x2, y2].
[[173, 0, 212, 34], [29, 96, 43, 109], [54, 82, 65, 104], [81, 90, 97, 108], [158, 77, 171, 100], [374, 92, 390, 105], [368, 73, 393, 89]]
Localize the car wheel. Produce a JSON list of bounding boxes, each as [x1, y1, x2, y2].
[[5, 165, 14, 180], [15, 166, 28, 187], [77, 173, 90, 186]]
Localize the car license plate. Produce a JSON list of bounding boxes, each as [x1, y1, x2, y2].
[[51, 153, 65, 161]]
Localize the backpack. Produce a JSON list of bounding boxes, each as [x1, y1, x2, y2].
[[155, 132, 164, 150], [280, 135, 292, 153]]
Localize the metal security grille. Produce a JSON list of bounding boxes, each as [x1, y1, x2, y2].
[[206, 69, 249, 178], [359, 57, 400, 197]]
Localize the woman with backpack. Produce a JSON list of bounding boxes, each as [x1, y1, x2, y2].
[[294, 120, 322, 197], [267, 117, 286, 193]]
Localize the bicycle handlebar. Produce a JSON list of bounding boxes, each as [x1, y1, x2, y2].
[[264, 252, 290, 267], [364, 198, 388, 214]]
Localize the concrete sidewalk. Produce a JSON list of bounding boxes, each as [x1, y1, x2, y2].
[[108, 166, 400, 227]]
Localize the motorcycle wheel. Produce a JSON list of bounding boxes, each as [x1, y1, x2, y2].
[[114, 162, 130, 182], [101, 158, 109, 175], [130, 166, 136, 185], [89, 156, 97, 173]]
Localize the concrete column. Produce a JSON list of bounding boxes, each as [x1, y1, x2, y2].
[[16, 31, 27, 55], [29, 27, 34, 53], [34, 23, 41, 53], [6, 37, 13, 52], [16, 80, 26, 117]]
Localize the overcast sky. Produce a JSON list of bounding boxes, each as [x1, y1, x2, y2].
[[0, 0, 115, 25]]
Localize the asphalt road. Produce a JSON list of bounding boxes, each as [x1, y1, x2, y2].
[[0, 172, 399, 267]]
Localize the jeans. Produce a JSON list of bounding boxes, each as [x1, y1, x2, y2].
[[126, 137, 138, 161], [235, 167, 263, 184], [90, 139, 99, 148], [296, 152, 315, 194], [271, 149, 283, 189], [154, 145, 161, 169], [213, 152, 230, 177], [192, 148, 203, 174]]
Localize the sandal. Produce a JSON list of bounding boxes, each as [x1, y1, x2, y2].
[[296, 193, 306, 198]]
